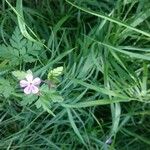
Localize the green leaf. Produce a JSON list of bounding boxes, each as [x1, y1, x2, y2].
[[35, 96, 55, 116], [12, 70, 27, 80], [48, 66, 63, 79], [40, 84, 64, 103], [0, 78, 14, 98], [0, 27, 43, 66], [49, 90, 64, 103], [21, 94, 38, 106]]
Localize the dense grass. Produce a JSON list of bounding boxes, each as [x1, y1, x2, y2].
[[0, 0, 150, 149]]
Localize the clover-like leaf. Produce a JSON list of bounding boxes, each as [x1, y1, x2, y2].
[[48, 66, 63, 79]]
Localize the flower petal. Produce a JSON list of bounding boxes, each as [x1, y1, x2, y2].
[[26, 73, 33, 82], [31, 85, 39, 94], [32, 77, 41, 86], [20, 80, 29, 87], [24, 85, 32, 94]]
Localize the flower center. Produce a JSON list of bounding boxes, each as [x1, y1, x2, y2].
[[29, 82, 33, 85]]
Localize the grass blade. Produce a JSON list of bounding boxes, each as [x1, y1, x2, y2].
[[62, 99, 132, 108], [67, 108, 86, 145], [66, 0, 150, 38]]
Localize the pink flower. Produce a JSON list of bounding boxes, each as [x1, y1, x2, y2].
[[20, 73, 41, 94]]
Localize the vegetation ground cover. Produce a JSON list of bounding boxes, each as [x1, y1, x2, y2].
[[0, 0, 150, 149]]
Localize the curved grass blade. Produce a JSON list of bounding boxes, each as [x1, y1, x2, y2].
[[36, 47, 76, 76], [69, 78, 129, 99], [67, 108, 86, 145], [6, 0, 38, 42], [88, 37, 150, 61], [122, 128, 150, 145], [62, 99, 132, 108], [66, 0, 150, 38], [16, 0, 39, 42], [110, 103, 121, 137], [121, 8, 150, 36]]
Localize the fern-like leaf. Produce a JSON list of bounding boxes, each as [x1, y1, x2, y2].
[[0, 27, 43, 66]]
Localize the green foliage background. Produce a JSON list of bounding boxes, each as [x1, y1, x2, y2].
[[0, 0, 150, 149]]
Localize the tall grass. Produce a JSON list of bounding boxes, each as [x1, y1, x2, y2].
[[0, 0, 150, 149]]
